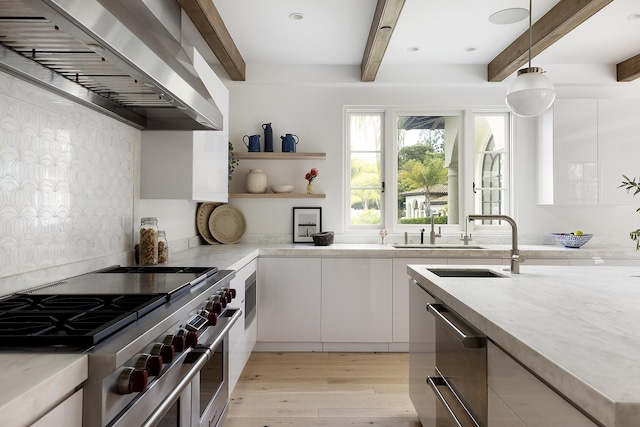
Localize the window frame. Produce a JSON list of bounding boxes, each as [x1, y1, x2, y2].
[[344, 107, 514, 234]]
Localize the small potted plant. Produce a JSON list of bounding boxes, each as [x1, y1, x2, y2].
[[619, 174, 640, 250]]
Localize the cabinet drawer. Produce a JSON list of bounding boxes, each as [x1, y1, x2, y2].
[[488, 342, 597, 427]]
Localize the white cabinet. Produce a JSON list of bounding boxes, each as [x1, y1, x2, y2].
[[141, 130, 228, 202], [228, 258, 257, 393], [321, 258, 392, 343], [597, 99, 640, 205], [392, 258, 446, 343], [538, 98, 640, 205], [31, 390, 82, 427], [537, 99, 598, 205], [257, 257, 321, 343], [488, 341, 597, 427]]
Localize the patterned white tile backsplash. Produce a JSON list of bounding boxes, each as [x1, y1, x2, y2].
[[0, 72, 140, 280]]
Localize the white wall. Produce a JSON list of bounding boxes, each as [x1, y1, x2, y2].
[[223, 64, 640, 247]]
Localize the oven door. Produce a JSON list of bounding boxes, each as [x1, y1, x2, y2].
[[192, 309, 241, 427]]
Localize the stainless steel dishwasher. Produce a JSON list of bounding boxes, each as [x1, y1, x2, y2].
[[427, 301, 487, 427]]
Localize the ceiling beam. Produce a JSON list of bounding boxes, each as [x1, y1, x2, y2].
[[617, 54, 640, 82], [361, 0, 406, 82], [488, 0, 613, 82], [178, 0, 246, 81]]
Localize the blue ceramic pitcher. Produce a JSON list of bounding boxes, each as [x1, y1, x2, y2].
[[243, 134, 261, 152], [281, 134, 299, 153]]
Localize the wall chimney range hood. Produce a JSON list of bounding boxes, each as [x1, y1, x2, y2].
[[0, 0, 223, 130]]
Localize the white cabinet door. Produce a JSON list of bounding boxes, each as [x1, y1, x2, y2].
[[488, 342, 597, 427], [321, 258, 392, 342], [31, 390, 82, 427], [140, 130, 228, 202], [392, 258, 446, 343], [538, 99, 598, 205], [598, 99, 640, 205], [257, 257, 321, 342]]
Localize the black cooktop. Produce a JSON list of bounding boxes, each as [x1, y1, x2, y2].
[[0, 266, 219, 349], [0, 293, 167, 347]]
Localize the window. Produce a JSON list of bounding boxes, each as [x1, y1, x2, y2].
[[345, 109, 510, 232], [346, 111, 383, 227], [473, 113, 510, 224], [396, 114, 460, 226]]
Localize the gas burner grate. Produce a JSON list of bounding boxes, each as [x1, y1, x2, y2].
[[0, 294, 168, 348]]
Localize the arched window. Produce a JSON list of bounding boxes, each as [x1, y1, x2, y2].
[[482, 138, 502, 215]]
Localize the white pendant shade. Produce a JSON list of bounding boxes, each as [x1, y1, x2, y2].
[[506, 67, 556, 117]]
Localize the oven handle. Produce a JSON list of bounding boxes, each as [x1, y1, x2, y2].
[[428, 376, 481, 427], [140, 308, 242, 427], [427, 303, 486, 348]]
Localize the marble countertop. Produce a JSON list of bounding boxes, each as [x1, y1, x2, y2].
[[168, 242, 640, 263], [408, 264, 640, 427], [0, 353, 87, 426]]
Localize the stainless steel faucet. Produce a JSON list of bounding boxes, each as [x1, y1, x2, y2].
[[430, 213, 441, 245], [467, 214, 522, 274]]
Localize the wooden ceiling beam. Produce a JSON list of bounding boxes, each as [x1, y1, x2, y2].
[[361, 0, 406, 82], [178, 0, 246, 81], [488, 0, 612, 82], [617, 54, 640, 82]]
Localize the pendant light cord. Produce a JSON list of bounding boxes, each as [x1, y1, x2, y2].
[[528, 0, 532, 68]]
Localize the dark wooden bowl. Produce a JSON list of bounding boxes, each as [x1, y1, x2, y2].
[[311, 231, 334, 246]]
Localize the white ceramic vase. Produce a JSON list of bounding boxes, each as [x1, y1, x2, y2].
[[246, 169, 268, 193]]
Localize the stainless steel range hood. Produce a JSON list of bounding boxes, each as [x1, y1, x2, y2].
[[0, 0, 223, 130]]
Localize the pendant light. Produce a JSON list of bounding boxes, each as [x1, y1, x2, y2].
[[505, 0, 555, 117]]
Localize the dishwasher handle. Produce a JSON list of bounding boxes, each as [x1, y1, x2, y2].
[[427, 303, 486, 348], [428, 376, 482, 427]]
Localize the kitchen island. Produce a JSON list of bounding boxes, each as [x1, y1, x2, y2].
[[408, 264, 640, 427]]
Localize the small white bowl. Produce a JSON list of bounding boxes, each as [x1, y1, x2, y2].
[[270, 185, 294, 193]]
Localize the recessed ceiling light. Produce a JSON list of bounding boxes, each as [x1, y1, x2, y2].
[[627, 13, 640, 20], [489, 8, 529, 25], [407, 46, 420, 52], [465, 47, 477, 52], [289, 13, 304, 20]]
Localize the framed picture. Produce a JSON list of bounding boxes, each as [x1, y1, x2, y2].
[[292, 207, 322, 243]]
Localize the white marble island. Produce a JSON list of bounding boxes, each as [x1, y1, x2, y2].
[[408, 264, 640, 427]]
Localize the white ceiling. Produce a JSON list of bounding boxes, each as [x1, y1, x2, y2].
[[212, 0, 640, 78]]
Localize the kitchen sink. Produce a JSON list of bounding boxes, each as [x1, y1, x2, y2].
[[392, 244, 485, 249], [427, 268, 505, 278]]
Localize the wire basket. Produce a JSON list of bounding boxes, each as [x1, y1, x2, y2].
[[551, 233, 593, 248]]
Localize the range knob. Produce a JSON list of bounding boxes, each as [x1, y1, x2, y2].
[[216, 292, 228, 308], [185, 330, 198, 348], [204, 299, 222, 315], [173, 329, 187, 353], [222, 287, 236, 301], [211, 295, 224, 313], [207, 311, 218, 326], [118, 366, 148, 394], [162, 335, 176, 363], [148, 343, 167, 375]]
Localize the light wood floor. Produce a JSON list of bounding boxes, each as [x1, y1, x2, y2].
[[225, 352, 423, 427]]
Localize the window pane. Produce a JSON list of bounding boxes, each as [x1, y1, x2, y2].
[[397, 115, 459, 225], [348, 113, 383, 227], [350, 115, 382, 152], [474, 114, 508, 221]]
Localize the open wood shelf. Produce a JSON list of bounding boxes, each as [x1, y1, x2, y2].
[[232, 152, 326, 160], [229, 193, 326, 199]]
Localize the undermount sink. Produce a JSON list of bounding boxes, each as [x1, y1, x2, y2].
[[392, 244, 485, 249], [427, 268, 505, 278]]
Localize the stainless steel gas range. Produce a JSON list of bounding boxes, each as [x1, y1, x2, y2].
[[0, 265, 239, 427]]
